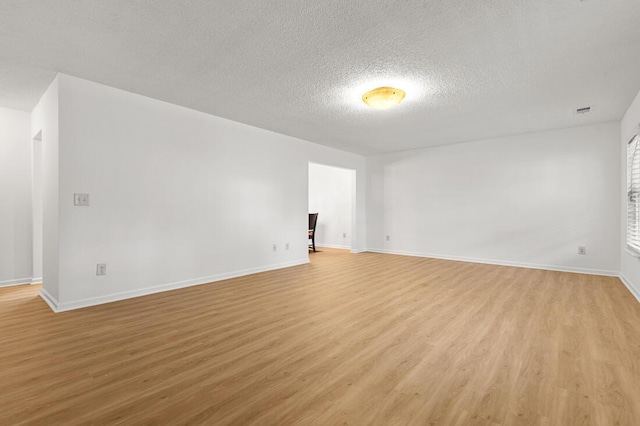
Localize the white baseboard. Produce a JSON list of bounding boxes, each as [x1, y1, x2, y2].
[[619, 274, 640, 303], [315, 243, 365, 253], [40, 258, 310, 313], [366, 248, 619, 277], [0, 277, 32, 288], [31, 277, 42, 285], [316, 243, 351, 250], [39, 287, 60, 312], [34, 250, 635, 313]]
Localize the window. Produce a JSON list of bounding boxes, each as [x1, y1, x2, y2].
[[628, 132, 640, 254]]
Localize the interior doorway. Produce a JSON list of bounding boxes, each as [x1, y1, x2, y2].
[[308, 162, 356, 254], [32, 131, 43, 284]]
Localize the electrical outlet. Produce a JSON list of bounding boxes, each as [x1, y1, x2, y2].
[[272, 244, 277, 252], [96, 263, 106, 275], [578, 246, 586, 255], [285, 243, 289, 250], [386, 235, 390, 241], [74, 193, 90, 206], [343, 233, 347, 238]]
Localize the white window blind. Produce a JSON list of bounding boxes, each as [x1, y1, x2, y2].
[[628, 132, 640, 254]]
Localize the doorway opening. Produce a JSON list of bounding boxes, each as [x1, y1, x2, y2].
[[32, 130, 43, 284], [308, 162, 356, 256]]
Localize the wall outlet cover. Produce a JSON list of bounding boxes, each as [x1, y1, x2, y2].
[[96, 263, 106, 275]]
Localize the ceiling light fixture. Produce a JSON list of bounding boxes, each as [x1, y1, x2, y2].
[[362, 87, 406, 110]]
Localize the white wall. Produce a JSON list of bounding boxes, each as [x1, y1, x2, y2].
[[367, 123, 621, 275], [308, 163, 353, 249], [32, 134, 43, 282], [43, 74, 365, 311], [620, 88, 640, 300], [31, 76, 60, 301], [27, 72, 629, 311], [0, 107, 32, 287]]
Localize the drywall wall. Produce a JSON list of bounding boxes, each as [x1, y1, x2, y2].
[[367, 122, 620, 275], [620, 88, 640, 301], [308, 163, 354, 249], [0, 107, 32, 287], [30, 76, 60, 302], [32, 134, 42, 283], [45, 74, 365, 311]]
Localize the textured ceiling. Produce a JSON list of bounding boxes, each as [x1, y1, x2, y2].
[[0, 0, 639, 155]]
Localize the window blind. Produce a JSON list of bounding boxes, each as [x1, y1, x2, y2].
[[628, 133, 640, 254]]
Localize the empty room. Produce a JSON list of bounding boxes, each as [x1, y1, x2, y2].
[[1, 1, 640, 424]]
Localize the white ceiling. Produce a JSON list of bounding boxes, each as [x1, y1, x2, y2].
[[0, 0, 639, 155]]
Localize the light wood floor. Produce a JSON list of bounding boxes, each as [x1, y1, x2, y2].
[[2, 249, 640, 425]]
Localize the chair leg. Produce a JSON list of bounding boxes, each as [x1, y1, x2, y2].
[[312, 235, 316, 252]]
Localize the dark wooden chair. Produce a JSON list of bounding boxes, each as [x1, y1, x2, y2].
[[308, 213, 318, 252]]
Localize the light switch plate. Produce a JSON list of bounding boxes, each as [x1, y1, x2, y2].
[[74, 193, 90, 206]]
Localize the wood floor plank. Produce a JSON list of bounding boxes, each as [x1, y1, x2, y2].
[[1, 249, 640, 425]]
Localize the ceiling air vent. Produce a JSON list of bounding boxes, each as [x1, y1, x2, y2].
[[576, 106, 591, 115]]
